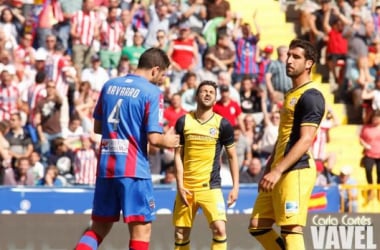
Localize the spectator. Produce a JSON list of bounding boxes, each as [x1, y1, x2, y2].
[[163, 93, 187, 128], [35, 80, 63, 161], [62, 115, 85, 150], [337, 165, 358, 213], [232, 125, 252, 170], [359, 110, 380, 201], [80, 54, 109, 94], [74, 135, 97, 185], [257, 45, 273, 85], [99, 6, 124, 74], [196, 52, 218, 83], [239, 75, 266, 124], [167, 22, 199, 94], [2, 156, 34, 186], [153, 29, 169, 52], [265, 45, 292, 106], [179, 0, 206, 35], [206, 32, 235, 74], [47, 137, 75, 184], [36, 164, 64, 187], [13, 32, 35, 80], [232, 13, 260, 86], [70, 0, 100, 71], [213, 84, 244, 130], [5, 112, 34, 166], [0, 7, 18, 52], [144, 1, 170, 48], [120, 8, 135, 47], [121, 30, 146, 71], [239, 156, 263, 183], [0, 120, 11, 168], [73, 80, 97, 134], [242, 114, 261, 155], [216, 70, 240, 102], [257, 109, 280, 162], [180, 71, 198, 112], [29, 150, 44, 184], [159, 165, 176, 185], [117, 55, 130, 76]]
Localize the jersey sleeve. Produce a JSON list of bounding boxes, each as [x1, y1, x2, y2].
[[296, 89, 325, 127], [175, 115, 186, 146], [219, 118, 235, 148]]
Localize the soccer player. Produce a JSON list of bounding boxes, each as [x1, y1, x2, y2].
[[75, 48, 180, 250], [248, 39, 325, 250], [173, 80, 239, 250]]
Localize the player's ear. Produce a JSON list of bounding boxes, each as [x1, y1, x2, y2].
[[305, 60, 313, 70]]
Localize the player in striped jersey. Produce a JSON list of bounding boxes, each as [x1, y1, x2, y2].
[[75, 48, 179, 250]]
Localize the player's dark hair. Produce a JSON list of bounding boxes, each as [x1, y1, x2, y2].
[[289, 39, 318, 67], [196, 80, 217, 96], [137, 48, 170, 70]]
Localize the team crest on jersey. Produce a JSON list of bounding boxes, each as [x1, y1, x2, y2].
[[209, 128, 217, 136], [289, 97, 297, 106], [125, 78, 133, 83], [149, 199, 155, 209]]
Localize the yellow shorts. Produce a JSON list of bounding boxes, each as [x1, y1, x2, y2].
[[173, 189, 226, 227], [251, 167, 316, 226]]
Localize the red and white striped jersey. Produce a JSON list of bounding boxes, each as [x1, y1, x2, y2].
[[74, 148, 98, 185], [14, 45, 36, 67], [100, 20, 124, 52], [27, 83, 46, 124], [0, 83, 20, 121], [71, 10, 99, 46]]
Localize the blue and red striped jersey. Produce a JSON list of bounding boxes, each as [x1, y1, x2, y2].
[[93, 74, 164, 179]]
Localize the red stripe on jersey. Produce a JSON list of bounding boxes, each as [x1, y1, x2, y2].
[[125, 136, 138, 176], [106, 132, 118, 177]]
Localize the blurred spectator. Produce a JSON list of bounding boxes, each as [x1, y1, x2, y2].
[[257, 109, 280, 162], [233, 125, 252, 170], [197, 52, 218, 83], [362, 76, 380, 123], [36, 0, 63, 49], [0, 68, 25, 122], [159, 165, 176, 185], [29, 150, 44, 184], [0, 7, 18, 52], [231, 13, 260, 86], [70, 0, 100, 71], [121, 30, 146, 71], [116, 55, 130, 76], [13, 32, 35, 80], [257, 44, 273, 85], [47, 137, 75, 184], [99, 6, 124, 74], [163, 93, 187, 128], [359, 110, 380, 200], [74, 135, 97, 185], [213, 84, 244, 130], [203, 0, 231, 46], [0, 120, 11, 168], [239, 156, 263, 183], [239, 75, 266, 124], [2, 156, 34, 186], [144, 1, 170, 48], [153, 29, 169, 52], [120, 8, 135, 47], [36, 164, 64, 187], [56, 0, 83, 50], [179, 0, 206, 35], [5, 112, 34, 166], [264, 45, 291, 106], [62, 115, 85, 150], [73, 80, 97, 134], [318, 158, 339, 185], [338, 165, 358, 213], [80, 54, 109, 93], [35, 80, 63, 160], [167, 22, 199, 94], [216, 70, 239, 102], [242, 114, 261, 154], [180, 71, 198, 112], [206, 32, 235, 74]]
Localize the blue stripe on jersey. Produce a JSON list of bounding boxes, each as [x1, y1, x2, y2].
[[93, 74, 164, 178], [79, 235, 98, 249]]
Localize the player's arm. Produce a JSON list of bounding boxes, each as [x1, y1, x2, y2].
[[174, 145, 190, 206], [148, 127, 179, 149], [225, 145, 239, 207]]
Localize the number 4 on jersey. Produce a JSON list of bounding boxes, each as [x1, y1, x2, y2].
[[108, 99, 123, 130]]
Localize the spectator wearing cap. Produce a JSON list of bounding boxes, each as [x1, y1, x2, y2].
[[337, 165, 358, 212], [99, 6, 124, 74], [167, 21, 199, 94], [213, 83, 244, 130], [257, 44, 273, 85], [265, 45, 292, 107], [80, 53, 109, 93], [206, 32, 235, 75], [70, 0, 100, 71], [121, 30, 146, 71]]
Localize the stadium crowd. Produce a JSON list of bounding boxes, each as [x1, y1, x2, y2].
[[0, 0, 378, 208]]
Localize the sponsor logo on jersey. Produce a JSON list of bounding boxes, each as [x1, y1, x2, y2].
[[100, 139, 129, 153]]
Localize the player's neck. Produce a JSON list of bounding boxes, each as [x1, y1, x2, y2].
[[292, 75, 311, 88], [194, 109, 214, 123]]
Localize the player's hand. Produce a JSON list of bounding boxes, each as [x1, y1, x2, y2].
[[227, 187, 239, 207], [178, 187, 192, 206], [165, 127, 180, 148], [259, 168, 282, 192]]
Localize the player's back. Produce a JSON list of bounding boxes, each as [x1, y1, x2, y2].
[[93, 74, 164, 179]]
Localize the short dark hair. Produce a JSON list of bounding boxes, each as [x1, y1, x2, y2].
[[289, 39, 318, 67], [137, 48, 170, 70], [195, 80, 217, 96]]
